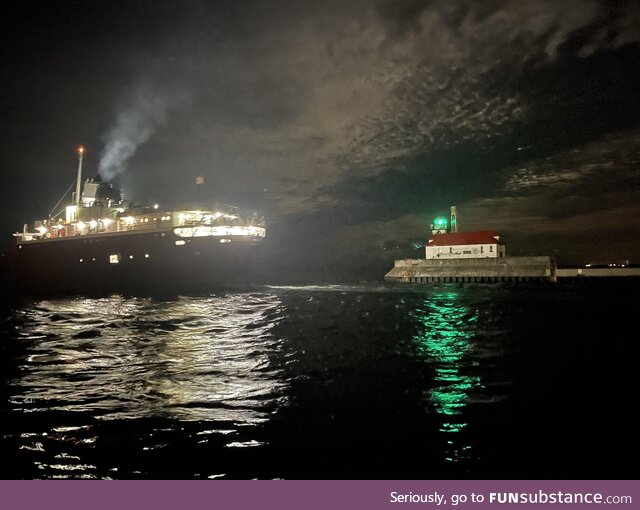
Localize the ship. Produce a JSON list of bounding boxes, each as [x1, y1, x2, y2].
[[0, 147, 266, 295]]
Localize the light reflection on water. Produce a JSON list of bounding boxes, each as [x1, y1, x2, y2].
[[6, 293, 286, 477], [413, 290, 483, 463], [11, 294, 286, 421], [2, 283, 625, 479]]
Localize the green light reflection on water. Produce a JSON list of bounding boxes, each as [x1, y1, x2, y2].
[[413, 290, 482, 461]]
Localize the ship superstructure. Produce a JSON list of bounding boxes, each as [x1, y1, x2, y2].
[[15, 196, 265, 246], [3, 147, 266, 294]]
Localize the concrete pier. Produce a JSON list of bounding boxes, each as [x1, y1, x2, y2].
[[384, 256, 556, 283], [555, 267, 640, 282]]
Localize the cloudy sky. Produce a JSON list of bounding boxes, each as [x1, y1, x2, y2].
[[1, 0, 639, 277]]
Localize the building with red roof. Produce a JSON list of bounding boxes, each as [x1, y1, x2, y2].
[[426, 230, 505, 260]]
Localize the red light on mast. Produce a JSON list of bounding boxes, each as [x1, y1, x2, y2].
[[77, 145, 85, 156]]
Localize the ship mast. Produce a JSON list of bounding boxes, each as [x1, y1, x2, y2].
[[74, 145, 85, 206]]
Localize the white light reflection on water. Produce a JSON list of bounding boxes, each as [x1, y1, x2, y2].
[[5, 293, 287, 478], [7, 292, 287, 476], [10, 293, 287, 422]]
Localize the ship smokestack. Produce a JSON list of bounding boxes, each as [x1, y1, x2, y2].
[[75, 145, 85, 206], [450, 205, 458, 233]]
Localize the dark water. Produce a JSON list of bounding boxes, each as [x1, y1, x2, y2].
[[0, 283, 638, 479]]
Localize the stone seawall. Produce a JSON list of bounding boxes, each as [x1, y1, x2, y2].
[[384, 256, 556, 283]]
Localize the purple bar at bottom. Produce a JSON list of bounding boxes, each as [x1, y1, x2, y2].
[[1, 479, 638, 510]]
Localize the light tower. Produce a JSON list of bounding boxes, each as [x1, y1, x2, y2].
[[74, 145, 85, 206], [450, 205, 458, 233]]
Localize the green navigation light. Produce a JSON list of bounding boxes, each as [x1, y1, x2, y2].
[[433, 217, 448, 227]]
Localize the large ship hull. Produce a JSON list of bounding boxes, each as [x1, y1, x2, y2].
[[1, 229, 265, 296]]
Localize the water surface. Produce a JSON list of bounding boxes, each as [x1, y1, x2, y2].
[[0, 283, 637, 479]]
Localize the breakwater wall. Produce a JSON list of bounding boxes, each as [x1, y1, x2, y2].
[[384, 256, 556, 283], [555, 267, 640, 283]]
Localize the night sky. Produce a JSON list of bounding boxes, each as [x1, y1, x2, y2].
[[2, 0, 639, 279]]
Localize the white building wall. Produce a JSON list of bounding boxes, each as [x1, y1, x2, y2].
[[426, 243, 505, 260]]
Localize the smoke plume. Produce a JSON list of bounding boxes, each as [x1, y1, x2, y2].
[[99, 83, 188, 181]]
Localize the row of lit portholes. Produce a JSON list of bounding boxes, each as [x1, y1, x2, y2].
[[78, 253, 151, 263]]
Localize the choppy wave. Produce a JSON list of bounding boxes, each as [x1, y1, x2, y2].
[[8, 294, 287, 422], [0, 283, 637, 479]]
